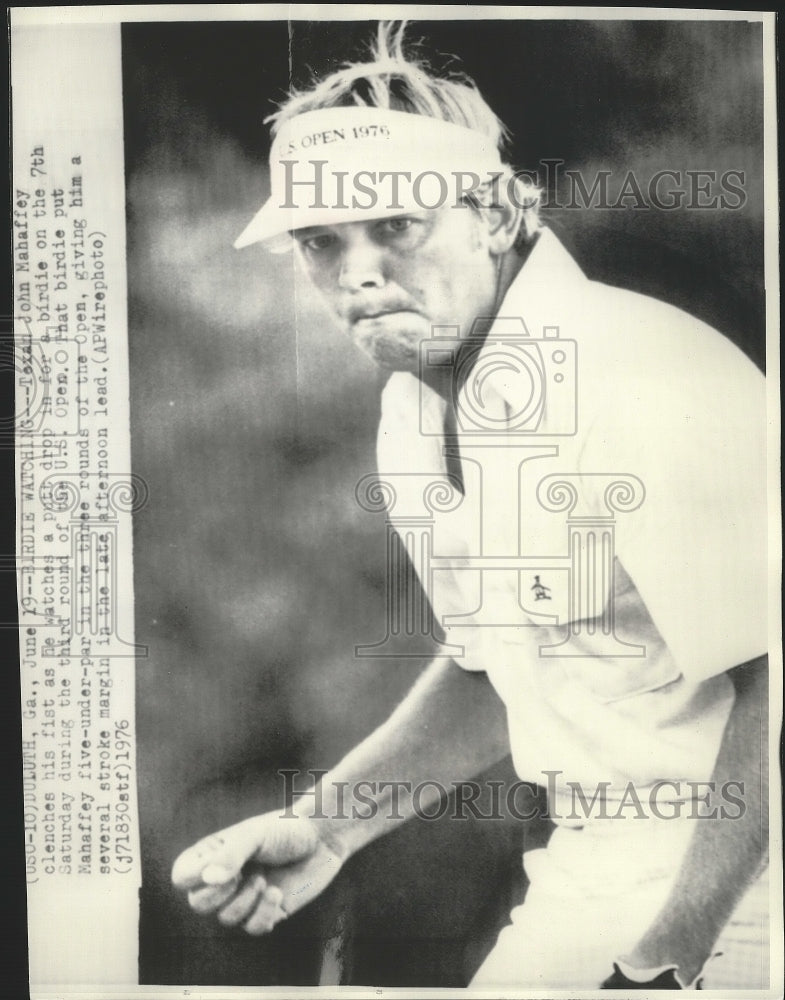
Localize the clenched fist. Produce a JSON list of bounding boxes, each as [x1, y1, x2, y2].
[[171, 812, 347, 934]]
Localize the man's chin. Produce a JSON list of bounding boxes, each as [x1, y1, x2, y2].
[[360, 341, 421, 372], [352, 319, 426, 373]]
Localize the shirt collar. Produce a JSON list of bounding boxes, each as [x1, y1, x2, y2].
[[490, 227, 586, 337]]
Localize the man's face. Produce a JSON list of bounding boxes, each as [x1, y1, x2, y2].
[[291, 206, 500, 373]]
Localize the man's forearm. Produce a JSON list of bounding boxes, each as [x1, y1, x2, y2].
[[293, 657, 510, 858], [624, 655, 769, 984]]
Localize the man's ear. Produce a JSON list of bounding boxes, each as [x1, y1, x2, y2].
[[484, 200, 523, 254]]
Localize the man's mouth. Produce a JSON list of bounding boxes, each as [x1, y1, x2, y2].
[[354, 310, 411, 323], [346, 300, 419, 325]]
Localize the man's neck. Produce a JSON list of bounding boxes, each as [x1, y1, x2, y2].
[[421, 235, 539, 403]]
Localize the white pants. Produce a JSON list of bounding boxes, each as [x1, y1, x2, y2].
[[471, 818, 769, 990]]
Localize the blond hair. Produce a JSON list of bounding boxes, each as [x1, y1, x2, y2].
[[266, 22, 541, 241]]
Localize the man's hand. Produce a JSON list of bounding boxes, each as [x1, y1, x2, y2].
[[171, 658, 509, 935], [171, 813, 347, 934]]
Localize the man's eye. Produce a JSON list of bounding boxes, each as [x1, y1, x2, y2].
[[381, 217, 413, 234], [300, 233, 335, 252]]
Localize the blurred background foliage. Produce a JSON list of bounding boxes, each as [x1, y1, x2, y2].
[[123, 18, 764, 986]]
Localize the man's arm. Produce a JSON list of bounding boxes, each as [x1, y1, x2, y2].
[[616, 655, 769, 987], [172, 656, 510, 931], [299, 654, 510, 850]]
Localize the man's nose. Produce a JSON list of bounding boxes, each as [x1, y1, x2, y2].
[[338, 235, 385, 291]]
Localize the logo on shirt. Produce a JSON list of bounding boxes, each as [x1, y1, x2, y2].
[[531, 575, 552, 601]]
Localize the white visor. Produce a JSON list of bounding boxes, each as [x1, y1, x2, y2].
[[234, 107, 505, 248]]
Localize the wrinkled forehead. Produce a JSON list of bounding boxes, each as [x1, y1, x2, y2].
[[234, 107, 505, 248]]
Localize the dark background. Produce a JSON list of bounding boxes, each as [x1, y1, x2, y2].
[[122, 17, 765, 988]]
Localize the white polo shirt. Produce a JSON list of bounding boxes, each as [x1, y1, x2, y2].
[[377, 228, 766, 808]]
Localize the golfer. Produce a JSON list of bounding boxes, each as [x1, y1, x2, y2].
[[172, 25, 768, 989]]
